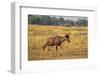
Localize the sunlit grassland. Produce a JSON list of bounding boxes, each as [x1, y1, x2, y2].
[[28, 24, 88, 60]]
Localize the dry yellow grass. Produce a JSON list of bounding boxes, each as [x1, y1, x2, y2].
[[28, 24, 88, 60]]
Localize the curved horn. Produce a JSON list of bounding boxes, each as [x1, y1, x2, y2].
[[68, 33, 71, 35], [65, 33, 67, 35]]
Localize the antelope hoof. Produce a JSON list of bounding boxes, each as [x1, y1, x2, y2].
[[60, 54, 62, 56]]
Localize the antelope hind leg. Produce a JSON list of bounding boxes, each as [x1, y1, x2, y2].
[[48, 46, 52, 57]]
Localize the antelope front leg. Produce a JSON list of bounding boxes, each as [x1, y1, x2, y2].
[[59, 45, 64, 56], [56, 46, 58, 56]]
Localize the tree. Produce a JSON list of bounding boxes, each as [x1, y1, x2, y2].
[[65, 20, 75, 26], [76, 19, 88, 26]]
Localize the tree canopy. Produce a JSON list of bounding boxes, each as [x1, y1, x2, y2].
[[28, 15, 88, 27]]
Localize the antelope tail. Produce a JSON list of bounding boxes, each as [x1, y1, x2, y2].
[[43, 44, 47, 51]]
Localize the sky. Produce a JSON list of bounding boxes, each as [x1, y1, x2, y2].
[[63, 16, 88, 21], [50, 15, 88, 21]]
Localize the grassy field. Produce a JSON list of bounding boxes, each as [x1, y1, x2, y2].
[[28, 24, 88, 60]]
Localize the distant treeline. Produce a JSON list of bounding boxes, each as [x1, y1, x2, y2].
[[28, 15, 88, 27]]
